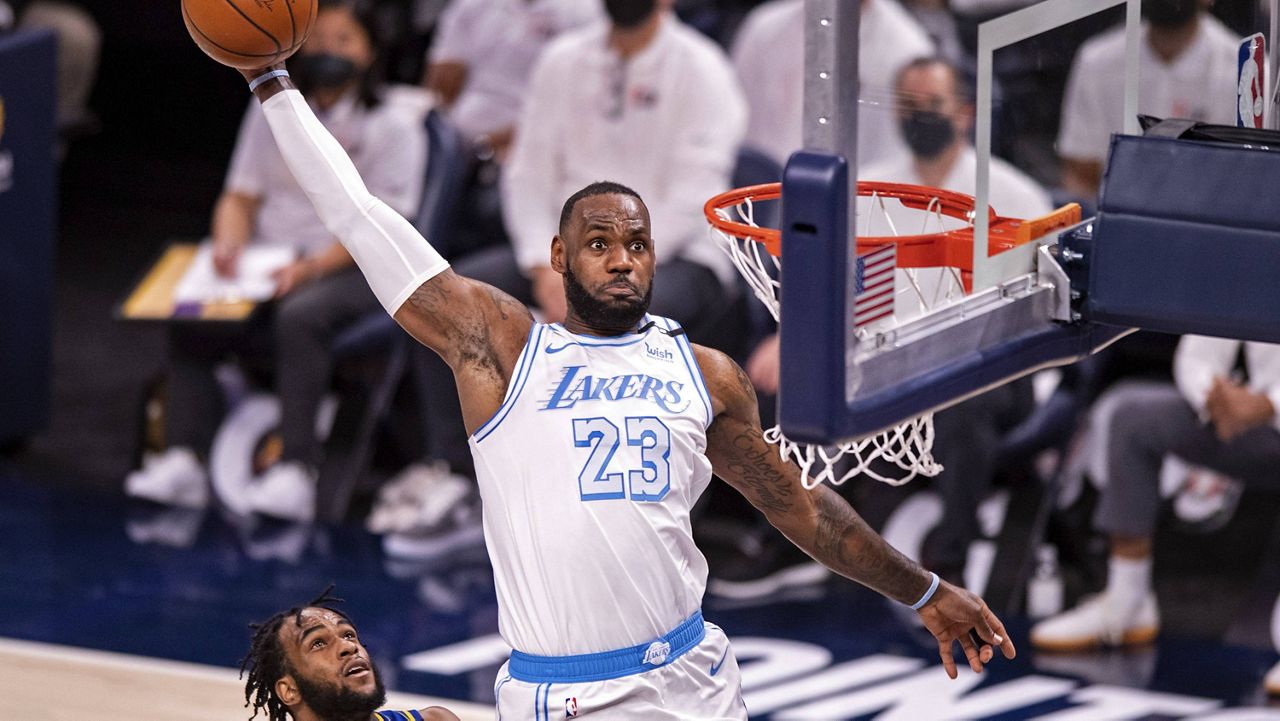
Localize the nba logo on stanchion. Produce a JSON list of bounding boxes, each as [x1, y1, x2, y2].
[[1238, 33, 1265, 129], [854, 245, 896, 328]]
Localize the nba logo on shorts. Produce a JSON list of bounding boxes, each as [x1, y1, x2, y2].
[[565, 697, 579, 717]]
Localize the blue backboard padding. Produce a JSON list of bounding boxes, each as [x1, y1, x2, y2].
[[1090, 133, 1280, 343], [777, 150, 1128, 444], [1089, 215, 1280, 343], [836, 323, 1129, 439], [778, 152, 851, 443], [1100, 135, 1280, 232]]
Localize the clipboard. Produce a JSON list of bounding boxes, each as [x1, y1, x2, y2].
[[117, 242, 263, 323]]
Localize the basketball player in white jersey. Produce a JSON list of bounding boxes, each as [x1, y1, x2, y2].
[[231, 61, 1016, 719]]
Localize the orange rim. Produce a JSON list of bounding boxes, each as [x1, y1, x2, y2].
[[704, 181, 1081, 282]]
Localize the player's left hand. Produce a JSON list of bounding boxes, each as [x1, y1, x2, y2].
[[916, 580, 1015, 679]]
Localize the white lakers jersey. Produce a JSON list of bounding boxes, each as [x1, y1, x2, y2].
[[469, 315, 715, 656]]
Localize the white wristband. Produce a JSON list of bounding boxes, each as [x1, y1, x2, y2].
[[248, 69, 290, 92], [909, 572, 940, 610]]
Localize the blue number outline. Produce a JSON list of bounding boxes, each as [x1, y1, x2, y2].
[[572, 417, 625, 500], [625, 416, 671, 502]]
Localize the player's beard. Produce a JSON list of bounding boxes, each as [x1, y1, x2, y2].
[[292, 658, 387, 721], [563, 263, 652, 332]]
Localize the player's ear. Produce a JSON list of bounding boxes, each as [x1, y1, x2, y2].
[[550, 235, 566, 274], [276, 674, 302, 708]]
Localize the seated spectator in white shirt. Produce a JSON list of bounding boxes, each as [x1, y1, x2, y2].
[[125, 1, 428, 523], [862, 55, 1053, 321], [730, 0, 934, 169], [1031, 336, 1280, 674], [1058, 0, 1238, 198], [503, 0, 746, 330], [747, 55, 1053, 390], [423, 0, 601, 161]]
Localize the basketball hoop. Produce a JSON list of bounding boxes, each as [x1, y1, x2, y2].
[[705, 181, 1080, 488]]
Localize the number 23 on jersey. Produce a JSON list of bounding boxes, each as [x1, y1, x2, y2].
[[572, 416, 671, 502]]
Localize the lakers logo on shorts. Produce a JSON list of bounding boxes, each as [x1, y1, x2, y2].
[[643, 640, 670, 667]]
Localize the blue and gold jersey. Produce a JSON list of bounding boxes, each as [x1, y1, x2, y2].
[[374, 711, 426, 721]]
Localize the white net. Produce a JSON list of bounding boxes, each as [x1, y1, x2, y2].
[[708, 187, 949, 489]]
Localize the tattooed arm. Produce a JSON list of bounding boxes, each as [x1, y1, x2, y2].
[[692, 345, 1016, 678], [394, 272, 534, 433], [239, 66, 533, 432]]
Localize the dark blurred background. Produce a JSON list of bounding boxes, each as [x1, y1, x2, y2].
[[14, 0, 257, 491]]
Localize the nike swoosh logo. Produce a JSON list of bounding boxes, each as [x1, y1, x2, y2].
[[545, 344, 572, 354], [710, 647, 730, 676]]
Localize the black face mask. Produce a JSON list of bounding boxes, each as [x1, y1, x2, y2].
[[290, 53, 360, 93], [604, 0, 657, 29], [899, 110, 955, 160], [1143, 0, 1198, 29]]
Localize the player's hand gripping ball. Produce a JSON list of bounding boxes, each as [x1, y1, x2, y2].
[[182, 0, 317, 69]]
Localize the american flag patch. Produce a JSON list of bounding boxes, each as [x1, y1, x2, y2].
[[854, 244, 896, 328]]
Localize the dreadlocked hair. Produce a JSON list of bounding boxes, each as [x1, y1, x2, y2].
[[240, 584, 353, 721]]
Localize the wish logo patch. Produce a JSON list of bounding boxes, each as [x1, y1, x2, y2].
[[645, 342, 674, 363]]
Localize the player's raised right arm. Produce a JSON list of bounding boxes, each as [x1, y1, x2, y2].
[[237, 65, 532, 369]]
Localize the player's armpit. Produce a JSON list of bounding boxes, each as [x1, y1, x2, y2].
[[394, 270, 533, 373]]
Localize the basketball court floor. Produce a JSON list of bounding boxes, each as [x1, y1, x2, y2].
[[5, 468, 1280, 720]]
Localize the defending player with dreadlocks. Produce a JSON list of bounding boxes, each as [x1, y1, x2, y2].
[[241, 587, 458, 721]]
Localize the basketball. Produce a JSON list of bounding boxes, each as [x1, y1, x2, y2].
[[182, 0, 318, 70]]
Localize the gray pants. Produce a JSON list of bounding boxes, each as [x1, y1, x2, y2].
[[165, 266, 381, 467], [1095, 383, 1280, 537]]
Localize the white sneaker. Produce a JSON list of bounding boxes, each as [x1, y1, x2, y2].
[[1265, 660, 1280, 696], [247, 461, 316, 524], [124, 448, 209, 509], [1030, 591, 1160, 652], [367, 462, 472, 534]]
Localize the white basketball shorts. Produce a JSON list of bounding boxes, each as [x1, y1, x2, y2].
[[493, 616, 746, 720]]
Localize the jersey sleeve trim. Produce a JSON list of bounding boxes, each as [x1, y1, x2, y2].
[[663, 318, 713, 428], [473, 323, 546, 443]]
